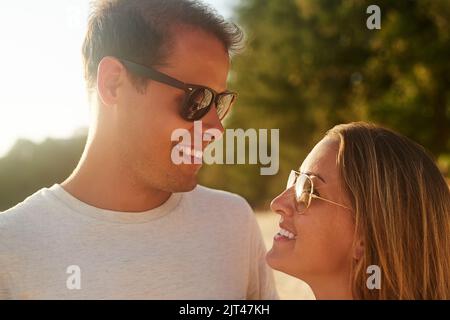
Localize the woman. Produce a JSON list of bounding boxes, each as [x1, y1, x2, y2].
[[266, 122, 450, 299]]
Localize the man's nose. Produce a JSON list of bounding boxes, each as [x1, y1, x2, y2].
[[202, 104, 225, 137], [270, 188, 295, 218]]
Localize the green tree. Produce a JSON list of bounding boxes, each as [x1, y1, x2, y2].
[[0, 136, 86, 211], [2, 0, 448, 211], [199, 0, 449, 208]]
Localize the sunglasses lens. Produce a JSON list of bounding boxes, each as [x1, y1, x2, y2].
[[216, 93, 236, 120], [287, 170, 297, 189], [182, 88, 213, 120], [294, 174, 312, 213]]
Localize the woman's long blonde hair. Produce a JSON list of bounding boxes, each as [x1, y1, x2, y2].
[[327, 122, 450, 299]]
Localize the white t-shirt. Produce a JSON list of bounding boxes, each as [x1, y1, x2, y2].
[[0, 184, 278, 300]]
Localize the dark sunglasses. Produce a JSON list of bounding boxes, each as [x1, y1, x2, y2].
[[117, 58, 237, 122]]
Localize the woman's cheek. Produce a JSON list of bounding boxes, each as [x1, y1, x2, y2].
[[293, 215, 329, 273], [294, 212, 352, 274], [319, 215, 355, 270]]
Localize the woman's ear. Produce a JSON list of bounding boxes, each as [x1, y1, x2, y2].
[[352, 238, 364, 261]]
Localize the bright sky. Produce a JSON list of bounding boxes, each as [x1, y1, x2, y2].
[[0, 0, 236, 157]]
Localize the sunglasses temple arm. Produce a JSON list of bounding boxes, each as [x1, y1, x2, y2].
[[310, 194, 351, 210], [119, 59, 188, 91]]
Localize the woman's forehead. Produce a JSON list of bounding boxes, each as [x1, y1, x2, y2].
[[300, 138, 340, 181]]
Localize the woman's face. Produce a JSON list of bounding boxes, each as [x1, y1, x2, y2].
[[266, 137, 356, 284]]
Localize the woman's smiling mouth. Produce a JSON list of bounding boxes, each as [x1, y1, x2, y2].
[[274, 227, 297, 241]]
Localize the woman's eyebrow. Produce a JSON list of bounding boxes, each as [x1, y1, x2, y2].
[[303, 171, 326, 183]]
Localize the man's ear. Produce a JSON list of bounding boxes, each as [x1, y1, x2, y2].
[[96, 56, 125, 107]]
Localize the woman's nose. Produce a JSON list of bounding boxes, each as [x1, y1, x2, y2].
[[270, 188, 295, 217]]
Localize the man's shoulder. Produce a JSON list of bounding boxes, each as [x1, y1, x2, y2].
[[191, 184, 252, 210], [186, 185, 255, 223], [0, 187, 53, 229]]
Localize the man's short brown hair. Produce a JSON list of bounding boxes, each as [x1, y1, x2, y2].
[[82, 0, 244, 92]]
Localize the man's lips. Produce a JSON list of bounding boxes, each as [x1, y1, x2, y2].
[[172, 129, 217, 163], [174, 144, 204, 164]]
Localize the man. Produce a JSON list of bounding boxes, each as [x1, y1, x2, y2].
[[0, 0, 278, 299]]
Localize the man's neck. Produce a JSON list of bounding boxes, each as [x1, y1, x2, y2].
[[61, 140, 171, 213]]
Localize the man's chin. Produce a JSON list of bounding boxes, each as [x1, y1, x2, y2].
[[170, 171, 199, 192], [174, 180, 198, 192], [162, 163, 201, 192]]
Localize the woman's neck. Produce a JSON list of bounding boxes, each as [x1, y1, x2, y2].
[[307, 273, 353, 300]]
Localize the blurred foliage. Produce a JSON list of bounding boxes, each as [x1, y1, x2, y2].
[[0, 136, 86, 211], [1, 0, 449, 211], [199, 0, 450, 209]]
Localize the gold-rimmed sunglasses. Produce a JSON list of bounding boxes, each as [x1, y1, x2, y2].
[[287, 170, 351, 213]]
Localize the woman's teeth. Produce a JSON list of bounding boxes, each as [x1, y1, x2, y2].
[[277, 228, 296, 240]]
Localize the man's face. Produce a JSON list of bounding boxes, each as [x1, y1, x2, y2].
[[115, 26, 230, 192]]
